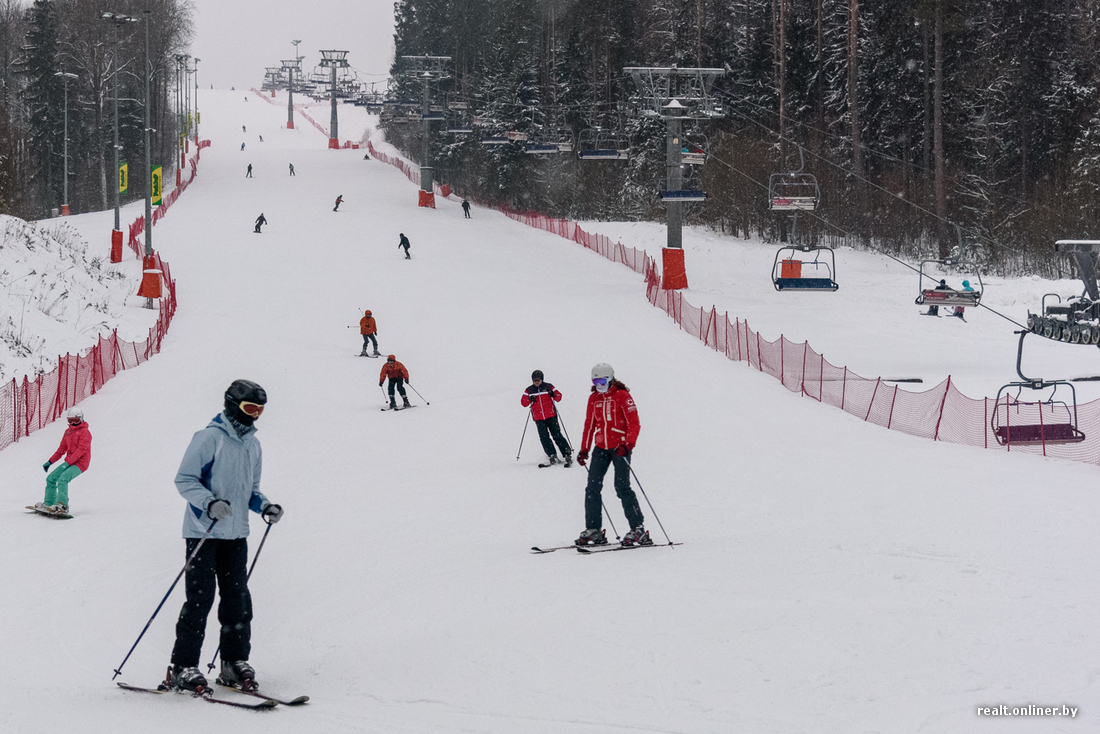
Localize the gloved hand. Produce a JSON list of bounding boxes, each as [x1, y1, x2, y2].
[[379, 382, 384, 387], [262, 504, 283, 524], [615, 443, 631, 457], [576, 450, 588, 467], [207, 499, 233, 521], [43, 461, 52, 473]]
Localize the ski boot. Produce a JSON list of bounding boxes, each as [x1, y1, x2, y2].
[[621, 526, 653, 547], [389, 398, 398, 410], [48, 502, 68, 515], [33, 501, 49, 511], [576, 528, 608, 546], [167, 664, 208, 692], [563, 453, 572, 468], [373, 350, 381, 357], [217, 659, 258, 692], [547, 454, 560, 465], [402, 397, 411, 408], [359, 349, 368, 357]]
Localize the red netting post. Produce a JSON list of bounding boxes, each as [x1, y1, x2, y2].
[[10, 378, 16, 444], [780, 337, 785, 386], [712, 309, 719, 351], [23, 375, 30, 438], [800, 342, 808, 396], [756, 331, 762, 372], [724, 312, 731, 358], [818, 353, 824, 402], [841, 367, 848, 411], [886, 385, 898, 429], [983, 397, 988, 449], [932, 376, 951, 441], [735, 319, 742, 361], [1038, 400, 1046, 457], [864, 378, 881, 422]]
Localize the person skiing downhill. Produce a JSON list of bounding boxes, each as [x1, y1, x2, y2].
[[461, 199, 471, 218], [521, 370, 571, 467], [333, 195, 343, 212], [379, 355, 411, 409], [246, 164, 252, 178], [359, 309, 380, 356], [289, 163, 295, 176], [35, 408, 91, 515], [254, 213, 267, 233], [575, 363, 649, 547], [167, 379, 283, 693], [398, 233, 411, 259]]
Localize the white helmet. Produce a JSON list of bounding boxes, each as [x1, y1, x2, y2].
[[591, 363, 615, 381], [66, 408, 83, 422]]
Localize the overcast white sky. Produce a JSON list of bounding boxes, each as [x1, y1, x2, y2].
[[187, 0, 396, 92]]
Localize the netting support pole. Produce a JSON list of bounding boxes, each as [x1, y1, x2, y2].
[[886, 385, 898, 430], [932, 376, 951, 441], [864, 378, 881, 422], [800, 342, 808, 396], [841, 367, 847, 411], [818, 353, 824, 403]]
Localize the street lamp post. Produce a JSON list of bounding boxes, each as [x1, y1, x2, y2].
[[54, 71, 77, 215], [142, 0, 154, 308], [193, 58, 200, 144], [101, 12, 138, 256]]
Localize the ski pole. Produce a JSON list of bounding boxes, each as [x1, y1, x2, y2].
[[516, 410, 530, 461], [579, 452, 620, 540], [406, 382, 429, 405], [205, 517, 274, 674], [112, 519, 219, 680], [624, 458, 674, 545], [553, 405, 574, 452], [379, 383, 388, 403]]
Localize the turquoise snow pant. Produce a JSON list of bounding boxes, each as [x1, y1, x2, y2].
[[44, 462, 82, 506]]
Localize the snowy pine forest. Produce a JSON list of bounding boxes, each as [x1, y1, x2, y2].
[[384, 0, 1100, 277]]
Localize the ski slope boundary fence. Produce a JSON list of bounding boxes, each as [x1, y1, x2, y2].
[[368, 138, 1100, 469], [0, 140, 200, 452]]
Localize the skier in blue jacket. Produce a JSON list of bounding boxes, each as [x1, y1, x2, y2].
[[167, 379, 283, 693]]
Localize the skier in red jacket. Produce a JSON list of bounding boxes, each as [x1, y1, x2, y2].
[[575, 363, 649, 547], [521, 370, 571, 467], [36, 408, 92, 515]]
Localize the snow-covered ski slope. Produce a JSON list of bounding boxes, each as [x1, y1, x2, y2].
[[2, 89, 1097, 734]]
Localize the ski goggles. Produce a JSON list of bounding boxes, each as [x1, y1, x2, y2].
[[592, 377, 609, 387], [67, 417, 82, 426], [238, 401, 265, 418]]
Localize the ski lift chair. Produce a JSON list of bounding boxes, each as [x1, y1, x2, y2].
[[680, 133, 708, 165], [992, 331, 1086, 446], [914, 259, 983, 308], [768, 172, 820, 211], [578, 128, 629, 160], [772, 245, 838, 291]]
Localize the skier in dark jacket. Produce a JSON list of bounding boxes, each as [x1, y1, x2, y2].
[[521, 370, 571, 466], [923, 279, 951, 317], [333, 195, 343, 212], [245, 164, 252, 178], [167, 380, 283, 693], [398, 233, 411, 259], [461, 199, 471, 218], [254, 213, 267, 233]]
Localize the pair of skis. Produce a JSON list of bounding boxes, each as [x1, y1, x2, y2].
[[117, 680, 308, 709], [380, 404, 416, 412], [531, 542, 681, 555]]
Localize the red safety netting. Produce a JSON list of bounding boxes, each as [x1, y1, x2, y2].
[[251, 88, 331, 138], [368, 139, 1100, 468]]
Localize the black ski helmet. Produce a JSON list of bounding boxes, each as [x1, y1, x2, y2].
[[224, 379, 267, 426], [531, 370, 544, 381]]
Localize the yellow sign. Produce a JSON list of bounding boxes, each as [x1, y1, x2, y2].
[[150, 165, 163, 205], [118, 162, 128, 194]]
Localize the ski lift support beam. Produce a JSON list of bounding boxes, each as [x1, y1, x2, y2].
[[400, 55, 452, 194], [318, 50, 349, 147]]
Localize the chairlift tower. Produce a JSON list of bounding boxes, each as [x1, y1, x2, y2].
[[282, 58, 301, 129], [319, 50, 350, 149], [626, 66, 725, 290], [401, 55, 452, 207]]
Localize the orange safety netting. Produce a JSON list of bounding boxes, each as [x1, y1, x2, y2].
[[367, 140, 1100, 468]]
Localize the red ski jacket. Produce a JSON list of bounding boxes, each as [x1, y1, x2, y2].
[[521, 383, 562, 421], [359, 315, 377, 335], [379, 360, 409, 382], [49, 420, 92, 472], [580, 383, 639, 452]]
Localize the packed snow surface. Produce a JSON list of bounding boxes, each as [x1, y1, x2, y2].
[[1, 90, 1096, 734]]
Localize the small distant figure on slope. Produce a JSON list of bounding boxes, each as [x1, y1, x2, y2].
[[333, 195, 343, 212], [34, 408, 91, 516], [259, 134, 264, 142], [398, 233, 411, 259], [254, 213, 267, 233], [240, 142, 246, 152], [922, 279, 950, 317], [242, 125, 246, 132], [575, 363, 649, 548], [521, 370, 571, 467], [379, 355, 411, 410], [245, 163, 252, 178], [289, 163, 295, 176], [461, 199, 471, 219], [166, 379, 283, 693], [359, 309, 380, 356]]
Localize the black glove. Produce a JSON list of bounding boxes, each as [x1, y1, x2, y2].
[[207, 499, 233, 521], [43, 461, 52, 473], [263, 504, 283, 524]]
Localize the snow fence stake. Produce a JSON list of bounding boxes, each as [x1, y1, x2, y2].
[[112, 519, 219, 680]]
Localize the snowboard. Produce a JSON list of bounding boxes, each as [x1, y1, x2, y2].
[[26, 504, 73, 519]]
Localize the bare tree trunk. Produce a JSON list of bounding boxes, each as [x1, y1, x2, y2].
[[934, 2, 948, 258], [848, 0, 862, 179]]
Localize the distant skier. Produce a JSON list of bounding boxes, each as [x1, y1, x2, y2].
[[246, 163, 252, 178], [289, 163, 295, 176], [398, 233, 411, 259], [461, 199, 471, 219], [359, 309, 380, 356], [521, 370, 571, 467], [575, 363, 648, 547], [333, 195, 343, 212], [922, 279, 951, 317], [240, 142, 246, 152], [34, 408, 91, 516], [242, 125, 246, 132], [259, 134, 264, 142], [379, 355, 411, 410], [254, 213, 267, 233], [167, 379, 283, 693]]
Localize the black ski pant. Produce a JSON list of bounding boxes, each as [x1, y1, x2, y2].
[[536, 416, 570, 458], [362, 334, 378, 352], [387, 377, 408, 402], [171, 537, 252, 668], [584, 447, 644, 531]]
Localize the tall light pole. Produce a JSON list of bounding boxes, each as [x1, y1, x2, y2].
[[54, 71, 78, 216], [193, 58, 200, 144], [142, 0, 154, 308], [101, 12, 138, 254]]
